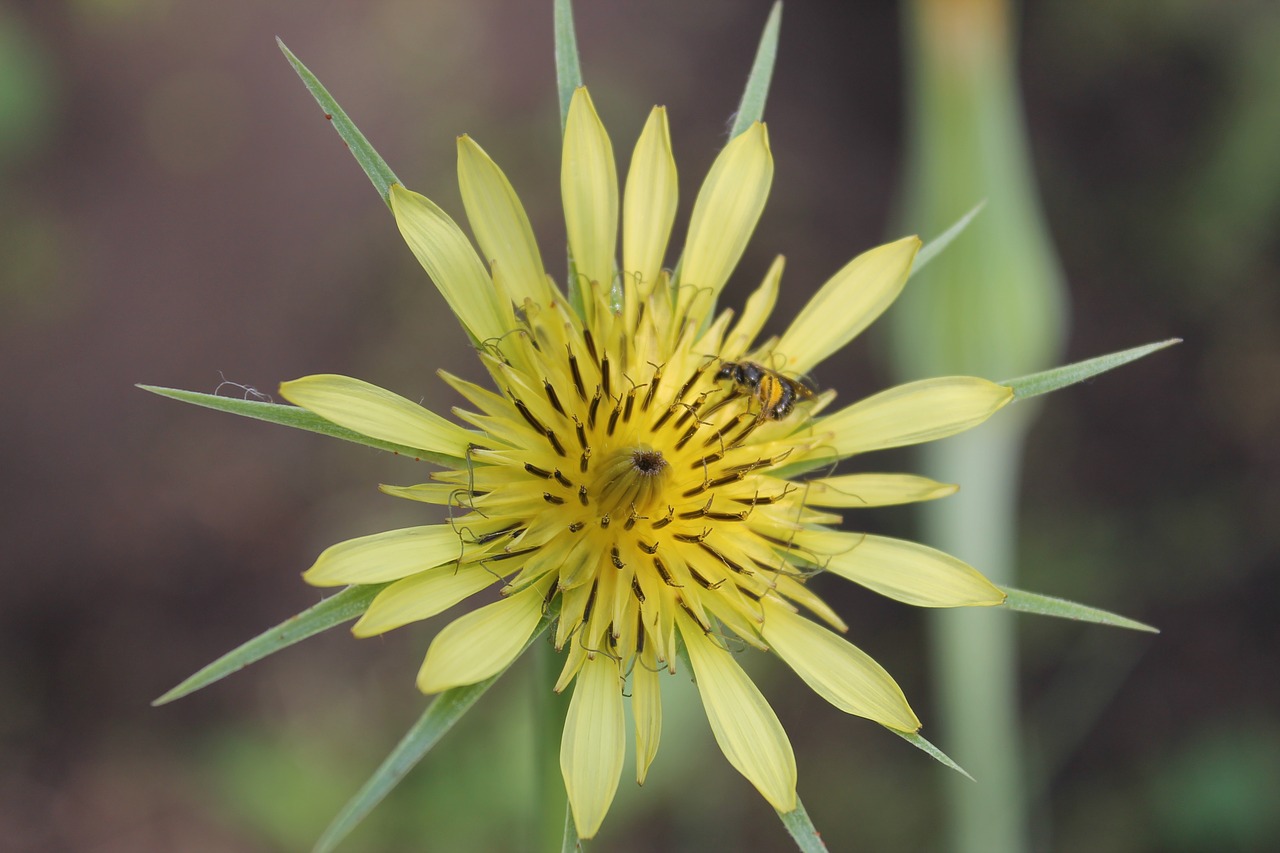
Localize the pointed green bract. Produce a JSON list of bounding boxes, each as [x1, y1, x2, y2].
[[731, 2, 782, 139], [1003, 339, 1180, 401], [775, 794, 829, 853], [553, 0, 583, 134], [313, 614, 554, 853], [911, 201, 985, 278], [277, 38, 400, 207], [891, 729, 974, 781], [138, 385, 467, 468], [1002, 587, 1158, 633], [152, 584, 387, 706], [560, 802, 579, 853]]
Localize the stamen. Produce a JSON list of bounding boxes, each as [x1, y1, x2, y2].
[[543, 492, 565, 505], [689, 567, 723, 590], [611, 547, 624, 568], [574, 417, 588, 449], [545, 429, 566, 456], [568, 521, 585, 533], [642, 365, 663, 411], [600, 514, 611, 529], [568, 347, 587, 401], [578, 485, 589, 506], [525, 463, 553, 479], [543, 379, 566, 416], [638, 539, 659, 555], [582, 329, 598, 363], [512, 397, 546, 434], [674, 529, 711, 543], [607, 404, 622, 436], [651, 506, 674, 529], [653, 556, 681, 587], [553, 469, 573, 488], [600, 354, 611, 399], [579, 450, 591, 473], [588, 389, 602, 429], [679, 499, 713, 519], [623, 387, 637, 422], [631, 576, 645, 602]]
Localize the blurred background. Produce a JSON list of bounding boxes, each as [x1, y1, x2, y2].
[[2, 0, 1277, 850]]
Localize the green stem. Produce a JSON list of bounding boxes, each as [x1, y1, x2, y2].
[[921, 414, 1032, 853], [534, 641, 571, 852]]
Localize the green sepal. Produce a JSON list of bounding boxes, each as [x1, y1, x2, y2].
[[560, 802, 579, 853], [553, 0, 584, 134], [730, 1, 782, 139], [890, 728, 974, 781], [138, 385, 467, 468], [1003, 339, 1180, 401], [775, 794, 829, 853], [312, 613, 555, 853], [277, 38, 400, 207], [1002, 587, 1158, 633], [911, 201, 985, 277], [152, 583, 387, 706]]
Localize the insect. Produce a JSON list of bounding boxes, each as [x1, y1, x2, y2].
[[715, 360, 814, 420]]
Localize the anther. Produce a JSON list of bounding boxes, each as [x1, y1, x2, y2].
[[553, 469, 573, 488], [582, 329, 599, 363], [543, 492, 565, 505], [638, 539, 659, 555], [600, 514, 611, 529], [579, 449, 591, 473], [607, 405, 622, 436], [600, 354, 611, 399], [578, 485, 589, 506], [651, 506, 674, 529], [642, 365, 663, 411], [568, 521, 585, 533], [545, 429, 566, 457], [574, 417, 588, 450], [631, 576, 645, 602], [512, 397, 546, 434], [543, 379, 566, 416], [623, 387, 637, 422], [588, 389, 602, 429], [525, 463, 553, 479], [611, 547, 625, 569], [653, 556, 681, 587], [679, 499, 713, 519], [689, 567, 724, 590], [568, 347, 587, 401], [674, 529, 711, 543]]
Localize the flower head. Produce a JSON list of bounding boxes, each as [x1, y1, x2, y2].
[[279, 86, 1012, 837]]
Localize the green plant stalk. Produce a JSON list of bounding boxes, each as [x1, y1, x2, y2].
[[535, 640, 571, 852], [920, 415, 1032, 853], [894, 0, 1068, 851]]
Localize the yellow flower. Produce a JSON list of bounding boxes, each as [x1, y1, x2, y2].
[[279, 87, 1012, 838]]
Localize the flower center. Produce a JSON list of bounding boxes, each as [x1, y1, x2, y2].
[[590, 445, 669, 517]]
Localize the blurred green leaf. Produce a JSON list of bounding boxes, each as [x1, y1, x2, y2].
[[911, 202, 985, 278], [153, 584, 387, 706], [776, 795, 829, 853], [554, 0, 583, 134], [277, 38, 400, 207], [1002, 339, 1180, 401], [731, 1, 782, 138], [890, 728, 973, 781], [1002, 587, 1158, 633], [138, 385, 467, 467], [314, 614, 554, 853]]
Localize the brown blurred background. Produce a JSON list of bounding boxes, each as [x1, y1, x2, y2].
[[2, 1, 1277, 851]]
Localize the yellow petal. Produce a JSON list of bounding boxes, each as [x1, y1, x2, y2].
[[622, 106, 677, 294], [817, 377, 1013, 458], [803, 473, 958, 508], [301, 525, 463, 587], [722, 255, 783, 359], [762, 604, 920, 732], [390, 184, 509, 343], [562, 87, 618, 309], [775, 236, 921, 373], [279, 374, 471, 457], [681, 616, 797, 812], [633, 644, 662, 785], [417, 581, 547, 693], [680, 122, 773, 318], [800, 530, 1006, 607], [561, 654, 625, 839], [352, 563, 501, 636], [456, 134, 555, 306]]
